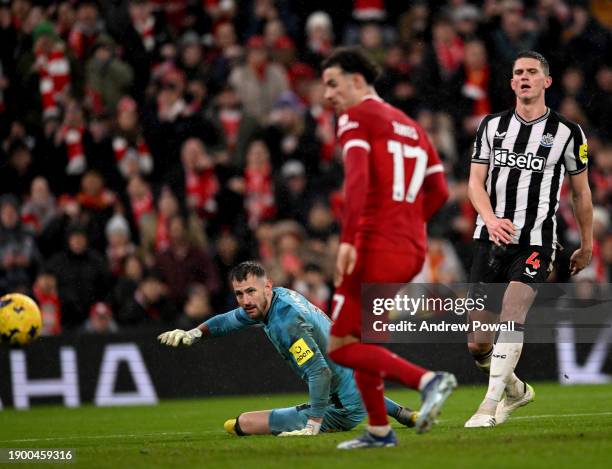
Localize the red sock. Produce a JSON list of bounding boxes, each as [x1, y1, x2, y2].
[[354, 370, 388, 426], [329, 343, 427, 390]]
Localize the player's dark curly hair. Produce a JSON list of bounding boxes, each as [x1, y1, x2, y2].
[[514, 50, 550, 76], [321, 47, 381, 84], [229, 261, 267, 282]]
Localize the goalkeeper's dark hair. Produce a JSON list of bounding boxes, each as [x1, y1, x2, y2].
[[321, 47, 381, 84], [229, 261, 267, 282], [513, 50, 550, 76]]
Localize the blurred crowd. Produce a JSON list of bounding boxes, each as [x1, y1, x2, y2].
[[0, 0, 610, 335]]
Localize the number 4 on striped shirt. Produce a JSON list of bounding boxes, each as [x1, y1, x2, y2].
[[526, 251, 541, 269]]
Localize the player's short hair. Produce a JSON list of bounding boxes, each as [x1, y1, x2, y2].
[[513, 50, 550, 76], [321, 47, 381, 84], [229, 261, 267, 282]]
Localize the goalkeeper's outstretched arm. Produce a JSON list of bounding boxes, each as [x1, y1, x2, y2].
[[158, 308, 256, 347]]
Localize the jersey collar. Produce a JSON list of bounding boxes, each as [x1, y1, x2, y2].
[[514, 107, 550, 126], [361, 93, 383, 103]]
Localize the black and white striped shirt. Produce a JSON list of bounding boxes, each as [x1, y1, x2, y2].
[[471, 107, 588, 249]]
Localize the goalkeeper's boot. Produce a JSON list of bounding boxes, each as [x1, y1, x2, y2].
[[495, 382, 535, 424], [395, 406, 418, 428], [415, 371, 457, 434], [337, 430, 397, 449], [224, 419, 238, 435]]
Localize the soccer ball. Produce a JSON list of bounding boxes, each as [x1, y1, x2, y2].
[[0, 293, 42, 346]]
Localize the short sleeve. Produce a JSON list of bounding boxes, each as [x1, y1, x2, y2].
[[471, 116, 491, 164], [563, 124, 588, 175], [337, 109, 371, 159]]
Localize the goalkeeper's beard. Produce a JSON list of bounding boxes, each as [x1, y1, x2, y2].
[[244, 298, 268, 319]]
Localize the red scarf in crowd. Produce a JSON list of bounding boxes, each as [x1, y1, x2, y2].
[[113, 136, 154, 177], [133, 15, 156, 52], [33, 288, 62, 336], [311, 105, 336, 163], [219, 109, 242, 153], [435, 36, 464, 78], [130, 189, 155, 226], [244, 164, 276, 228], [36, 46, 71, 118], [185, 168, 219, 216], [58, 124, 86, 175], [465, 65, 491, 117]]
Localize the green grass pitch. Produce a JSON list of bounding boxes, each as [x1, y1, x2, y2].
[[1, 383, 611, 468]]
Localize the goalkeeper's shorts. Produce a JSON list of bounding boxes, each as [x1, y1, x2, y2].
[[269, 401, 366, 434]]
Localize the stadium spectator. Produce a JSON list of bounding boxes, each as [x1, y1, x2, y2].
[[243, 139, 276, 229], [303, 11, 334, 68], [275, 160, 311, 225], [210, 84, 262, 168], [154, 214, 219, 307], [108, 253, 145, 318], [0, 194, 41, 292], [32, 269, 62, 336], [20, 176, 58, 235], [85, 34, 134, 114], [117, 271, 178, 325], [265, 91, 320, 175], [46, 222, 111, 328], [68, 0, 104, 61], [176, 284, 213, 330], [229, 35, 289, 122], [105, 213, 136, 278], [0, 139, 38, 200], [81, 301, 119, 334], [293, 262, 330, 313]]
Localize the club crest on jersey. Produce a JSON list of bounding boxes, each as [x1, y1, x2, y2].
[[540, 133, 554, 147], [493, 148, 545, 172], [337, 113, 359, 137]]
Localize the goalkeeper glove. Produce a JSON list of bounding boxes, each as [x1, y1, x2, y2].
[[157, 328, 202, 347], [278, 419, 321, 436]]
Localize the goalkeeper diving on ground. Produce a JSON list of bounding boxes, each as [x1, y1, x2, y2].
[[158, 261, 444, 437]]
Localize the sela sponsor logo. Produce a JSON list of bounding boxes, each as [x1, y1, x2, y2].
[[540, 133, 554, 147], [494, 131, 507, 138], [392, 121, 418, 139], [493, 148, 545, 172]]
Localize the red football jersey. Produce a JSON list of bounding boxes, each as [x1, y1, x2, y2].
[[337, 95, 445, 255]]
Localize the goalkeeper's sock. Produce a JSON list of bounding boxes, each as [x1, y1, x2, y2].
[[384, 396, 402, 419], [329, 343, 427, 390], [485, 325, 524, 403], [354, 370, 389, 426], [471, 345, 523, 397], [234, 415, 248, 436]]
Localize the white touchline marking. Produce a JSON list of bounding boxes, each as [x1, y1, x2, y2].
[[0, 431, 220, 443], [439, 411, 612, 424], [510, 411, 612, 421]]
